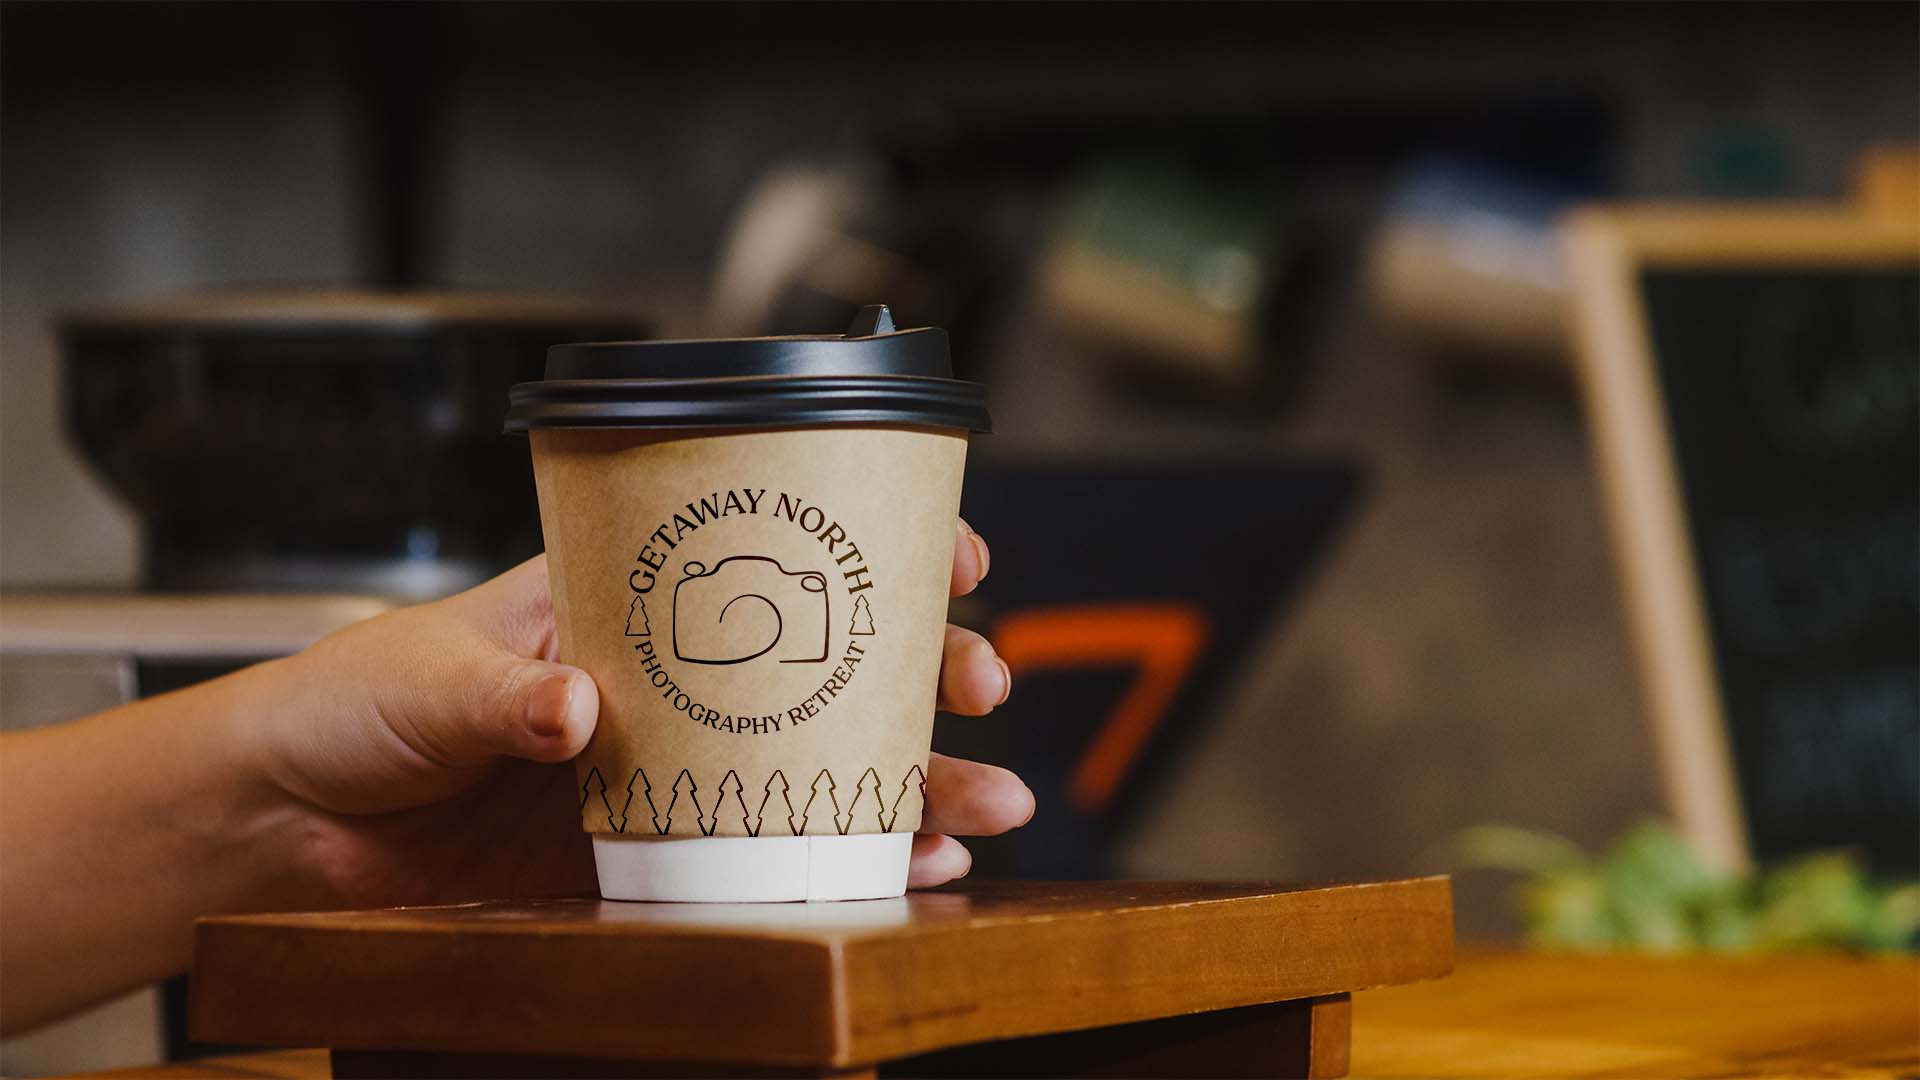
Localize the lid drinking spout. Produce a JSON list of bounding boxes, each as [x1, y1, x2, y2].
[[845, 305, 897, 338]]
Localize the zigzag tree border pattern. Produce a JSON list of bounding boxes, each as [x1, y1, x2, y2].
[[580, 764, 929, 837]]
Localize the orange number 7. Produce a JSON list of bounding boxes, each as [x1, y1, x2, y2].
[[991, 604, 1210, 814]]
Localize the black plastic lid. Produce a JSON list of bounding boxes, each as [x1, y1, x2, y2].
[[504, 306, 990, 433]]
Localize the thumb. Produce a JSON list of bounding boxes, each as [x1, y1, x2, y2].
[[441, 657, 600, 766]]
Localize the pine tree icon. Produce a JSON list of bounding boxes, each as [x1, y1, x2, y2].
[[849, 594, 875, 635], [626, 594, 650, 636]]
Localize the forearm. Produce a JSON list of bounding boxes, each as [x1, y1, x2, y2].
[[0, 657, 316, 1033]]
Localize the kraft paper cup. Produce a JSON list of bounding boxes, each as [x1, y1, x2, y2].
[[506, 306, 990, 902]]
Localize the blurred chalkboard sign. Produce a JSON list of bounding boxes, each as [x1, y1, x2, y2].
[[1568, 207, 1918, 874]]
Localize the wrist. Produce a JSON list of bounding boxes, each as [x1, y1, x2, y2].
[[204, 653, 338, 910]]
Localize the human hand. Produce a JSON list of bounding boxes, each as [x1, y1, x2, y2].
[[256, 522, 1028, 907]]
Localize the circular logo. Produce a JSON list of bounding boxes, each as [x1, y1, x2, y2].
[[619, 487, 877, 735]]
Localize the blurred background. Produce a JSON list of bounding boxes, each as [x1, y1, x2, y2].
[[1, 2, 1916, 1071]]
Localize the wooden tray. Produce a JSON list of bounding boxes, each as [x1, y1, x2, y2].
[[192, 878, 1453, 1078]]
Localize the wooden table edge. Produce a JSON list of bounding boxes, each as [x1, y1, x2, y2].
[[190, 878, 1454, 1069], [830, 877, 1454, 1063]]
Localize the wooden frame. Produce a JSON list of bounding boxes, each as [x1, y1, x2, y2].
[[1563, 204, 1919, 870]]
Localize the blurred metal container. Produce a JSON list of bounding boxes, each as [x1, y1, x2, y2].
[[61, 290, 646, 598]]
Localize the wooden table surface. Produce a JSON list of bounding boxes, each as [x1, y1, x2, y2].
[[190, 880, 1452, 1071], [88, 948, 1918, 1079]]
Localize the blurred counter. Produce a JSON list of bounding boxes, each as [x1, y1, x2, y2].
[[0, 594, 392, 661], [1353, 948, 1919, 1079]]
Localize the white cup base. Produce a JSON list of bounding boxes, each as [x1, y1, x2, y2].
[[591, 832, 913, 903]]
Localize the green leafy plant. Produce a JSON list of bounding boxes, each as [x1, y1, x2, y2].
[[1453, 820, 1920, 952]]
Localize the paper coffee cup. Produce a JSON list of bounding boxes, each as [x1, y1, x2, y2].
[[506, 306, 990, 902]]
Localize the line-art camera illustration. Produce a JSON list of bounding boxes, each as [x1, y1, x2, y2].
[[672, 555, 830, 665]]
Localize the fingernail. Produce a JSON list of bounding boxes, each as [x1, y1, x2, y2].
[[1019, 787, 1037, 827], [526, 674, 572, 738], [992, 656, 1012, 707], [970, 531, 990, 581]]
